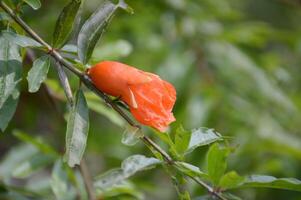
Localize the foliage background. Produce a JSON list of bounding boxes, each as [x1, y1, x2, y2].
[[1, 0, 301, 199]]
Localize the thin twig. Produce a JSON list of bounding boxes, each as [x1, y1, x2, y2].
[[0, 2, 227, 200], [79, 159, 96, 200]]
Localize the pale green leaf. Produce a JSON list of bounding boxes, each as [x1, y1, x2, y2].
[[94, 169, 125, 190], [23, 0, 41, 10], [51, 159, 74, 200], [175, 161, 208, 179], [94, 155, 161, 190], [0, 144, 37, 181], [121, 125, 143, 146], [121, 155, 161, 177], [27, 55, 51, 93], [187, 128, 222, 153], [12, 153, 54, 178], [52, 0, 82, 48], [64, 89, 89, 167], [2, 31, 42, 48]]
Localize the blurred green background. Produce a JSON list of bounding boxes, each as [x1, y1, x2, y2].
[[1, 0, 301, 199]]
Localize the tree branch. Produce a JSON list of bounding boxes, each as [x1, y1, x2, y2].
[[0, 2, 227, 200]]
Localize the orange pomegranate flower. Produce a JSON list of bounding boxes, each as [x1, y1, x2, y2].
[[87, 61, 176, 132]]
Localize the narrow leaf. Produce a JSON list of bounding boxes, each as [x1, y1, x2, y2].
[[175, 161, 208, 179], [2, 31, 42, 48], [207, 143, 229, 185], [77, 0, 129, 64], [13, 130, 58, 156], [64, 89, 89, 167], [23, 0, 41, 10], [51, 159, 74, 200], [239, 175, 301, 192], [53, 0, 82, 48], [187, 128, 222, 153], [27, 55, 51, 93], [0, 33, 22, 131]]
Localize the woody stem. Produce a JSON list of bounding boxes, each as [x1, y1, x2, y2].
[[0, 2, 227, 200]]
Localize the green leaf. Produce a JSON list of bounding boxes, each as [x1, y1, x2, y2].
[[86, 96, 124, 127], [94, 155, 161, 190], [121, 125, 143, 146], [12, 153, 54, 178], [13, 130, 58, 156], [51, 159, 75, 200], [23, 0, 41, 10], [64, 89, 89, 167], [77, 0, 129, 64], [60, 44, 77, 54], [239, 175, 301, 192], [0, 12, 11, 21], [206, 143, 229, 185], [0, 95, 19, 132], [121, 155, 161, 177], [174, 125, 191, 155], [91, 39, 133, 61], [0, 144, 37, 181], [187, 128, 222, 153], [0, 33, 22, 131], [2, 31, 42, 48], [95, 181, 144, 199], [219, 171, 245, 189], [52, 0, 82, 48], [27, 55, 51, 93], [175, 161, 208, 179]]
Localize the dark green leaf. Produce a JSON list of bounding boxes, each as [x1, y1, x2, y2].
[[27, 55, 51, 93], [187, 128, 222, 153], [239, 175, 301, 192], [174, 125, 191, 155], [207, 143, 229, 185], [52, 0, 82, 48], [23, 0, 41, 10], [0, 33, 22, 131], [77, 0, 130, 64], [64, 89, 89, 167], [219, 171, 245, 189]]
